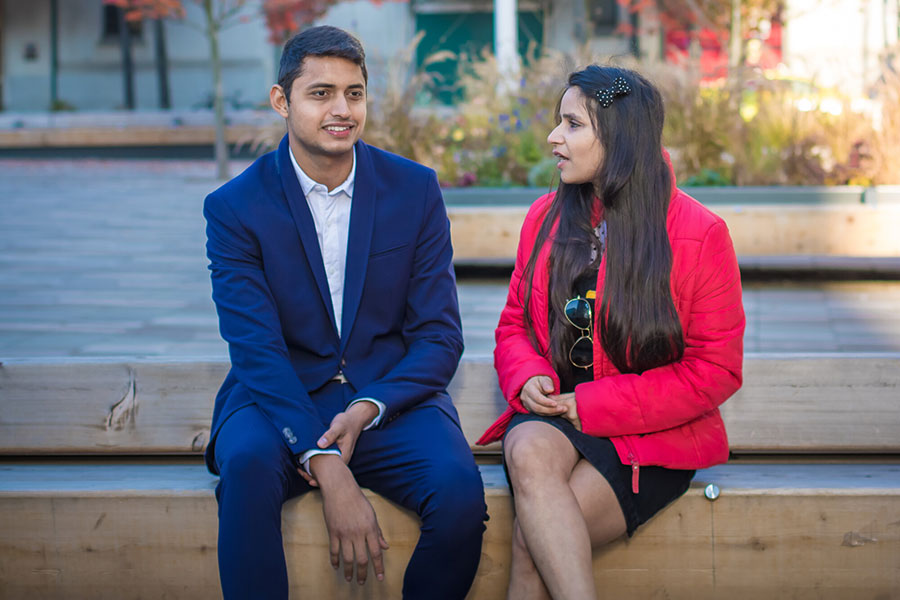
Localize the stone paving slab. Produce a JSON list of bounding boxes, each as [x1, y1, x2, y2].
[[2, 159, 900, 359]]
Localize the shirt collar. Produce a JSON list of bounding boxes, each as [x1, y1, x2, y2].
[[288, 145, 356, 199]]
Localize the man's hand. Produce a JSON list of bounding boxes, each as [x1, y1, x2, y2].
[[308, 454, 389, 585], [550, 392, 581, 431], [299, 401, 379, 487], [520, 375, 566, 416]]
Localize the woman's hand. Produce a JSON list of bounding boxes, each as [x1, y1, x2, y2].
[[520, 376, 567, 416], [550, 392, 582, 432]]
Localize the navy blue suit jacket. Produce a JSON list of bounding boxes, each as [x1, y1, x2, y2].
[[203, 135, 464, 474]]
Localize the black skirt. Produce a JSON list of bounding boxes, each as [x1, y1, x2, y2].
[[503, 412, 695, 536]]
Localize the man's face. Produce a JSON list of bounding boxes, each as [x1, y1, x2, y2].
[[272, 56, 367, 163]]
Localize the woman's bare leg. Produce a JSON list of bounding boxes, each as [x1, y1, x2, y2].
[[506, 518, 552, 600], [504, 423, 629, 599], [568, 459, 627, 545], [504, 422, 594, 599]]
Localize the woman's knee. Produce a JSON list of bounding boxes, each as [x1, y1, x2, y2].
[[504, 424, 574, 488]]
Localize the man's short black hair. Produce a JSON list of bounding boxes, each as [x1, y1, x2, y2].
[[278, 25, 367, 102]]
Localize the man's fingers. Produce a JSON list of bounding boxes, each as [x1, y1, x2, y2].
[[320, 415, 351, 448], [329, 535, 340, 570], [317, 428, 335, 448], [354, 540, 369, 585], [368, 534, 386, 582], [296, 468, 319, 487], [342, 542, 354, 582]]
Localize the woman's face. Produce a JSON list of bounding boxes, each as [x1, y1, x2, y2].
[[547, 87, 604, 186]]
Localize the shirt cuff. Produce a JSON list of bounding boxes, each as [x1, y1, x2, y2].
[[347, 397, 385, 430], [298, 448, 342, 475]]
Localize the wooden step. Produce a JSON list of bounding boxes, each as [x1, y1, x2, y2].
[[1, 354, 899, 456], [0, 462, 898, 599]]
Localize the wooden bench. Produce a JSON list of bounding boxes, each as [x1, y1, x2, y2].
[[1, 354, 899, 598]]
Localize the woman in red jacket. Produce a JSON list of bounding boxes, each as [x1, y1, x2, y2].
[[477, 66, 745, 598]]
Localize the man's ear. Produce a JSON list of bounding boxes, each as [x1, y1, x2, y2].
[[270, 84, 289, 118]]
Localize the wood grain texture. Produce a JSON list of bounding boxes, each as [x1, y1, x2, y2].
[[0, 360, 227, 454], [2, 355, 899, 455], [1, 463, 898, 599], [0, 125, 261, 148], [448, 205, 900, 258]]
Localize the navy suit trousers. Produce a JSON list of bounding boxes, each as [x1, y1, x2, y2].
[[214, 381, 487, 599]]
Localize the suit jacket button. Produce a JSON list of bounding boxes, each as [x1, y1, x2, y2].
[[282, 427, 297, 444]]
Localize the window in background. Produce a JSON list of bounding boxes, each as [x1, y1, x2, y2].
[[414, 2, 544, 104], [102, 5, 143, 42]]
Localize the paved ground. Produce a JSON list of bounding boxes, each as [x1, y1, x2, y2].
[[2, 159, 900, 359]]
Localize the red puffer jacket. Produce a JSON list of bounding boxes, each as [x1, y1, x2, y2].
[[477, 170, 745, 492]]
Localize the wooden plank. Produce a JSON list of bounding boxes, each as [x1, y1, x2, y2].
[[1, 355, 899, 455], [0, 360, 226, 454], [709, 494, 900, 597], [725, 355, 900, 453], [462, 354, 900, 454], [1, 463, 898, 599], [442, 186, 871, 208], [0, 125, 262, 149], [448, 205, 900, 259], [699, 465, 900, 596]]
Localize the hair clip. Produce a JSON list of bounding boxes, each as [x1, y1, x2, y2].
[[594, 76, 631, 108]]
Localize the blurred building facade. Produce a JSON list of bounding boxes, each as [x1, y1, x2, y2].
[[0, 0, 896, 112]]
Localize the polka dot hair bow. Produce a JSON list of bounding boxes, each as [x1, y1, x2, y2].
[[595, 76, 631, 108]]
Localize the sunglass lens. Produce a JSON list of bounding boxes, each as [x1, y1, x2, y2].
[[569, 335, 593, 369], [565, 298, 591, 330]]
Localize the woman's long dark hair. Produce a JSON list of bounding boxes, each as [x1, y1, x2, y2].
[[521, 66, 684, 379]]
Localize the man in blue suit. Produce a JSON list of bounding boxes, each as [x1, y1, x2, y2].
[[203, 26, 486, 599]]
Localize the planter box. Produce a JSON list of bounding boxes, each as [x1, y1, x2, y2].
[[443, 187, 900, 261]]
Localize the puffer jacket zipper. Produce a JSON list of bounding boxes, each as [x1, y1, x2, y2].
[[622, 437, 640, 494], [629, 453, 640, 494]]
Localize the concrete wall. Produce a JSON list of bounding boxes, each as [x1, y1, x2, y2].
[[543, 0, 631, 58], [1, 0, 628, 113], [2, 0, 53, 110], [2, 0, 275, 111], [7, 0, 892, 112], [317, 1, 415, 78]]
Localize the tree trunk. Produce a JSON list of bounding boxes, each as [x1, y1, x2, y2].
[[154, 19, 171, 110], [729, 0, 741, 68], [204, 0, 229, 180], [117, 6, 135, 110], [49, 0, 59, 109], [729, 0, 745, 184], [629, 5, 640, 58]]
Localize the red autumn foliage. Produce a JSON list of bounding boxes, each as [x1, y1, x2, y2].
[[103, 0, 364, 41]]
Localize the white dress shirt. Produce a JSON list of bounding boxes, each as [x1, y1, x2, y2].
[[288, 148, 385, 471]]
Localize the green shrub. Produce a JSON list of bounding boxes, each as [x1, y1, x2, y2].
[[251, 39, 900, 187]]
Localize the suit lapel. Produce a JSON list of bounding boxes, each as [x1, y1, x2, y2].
[[340, 141, 375, 350], [275, 135, 337, 332]]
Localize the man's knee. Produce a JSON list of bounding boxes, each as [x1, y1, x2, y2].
[[217, 433, 286, 493], [422, 459, 486, 541]]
